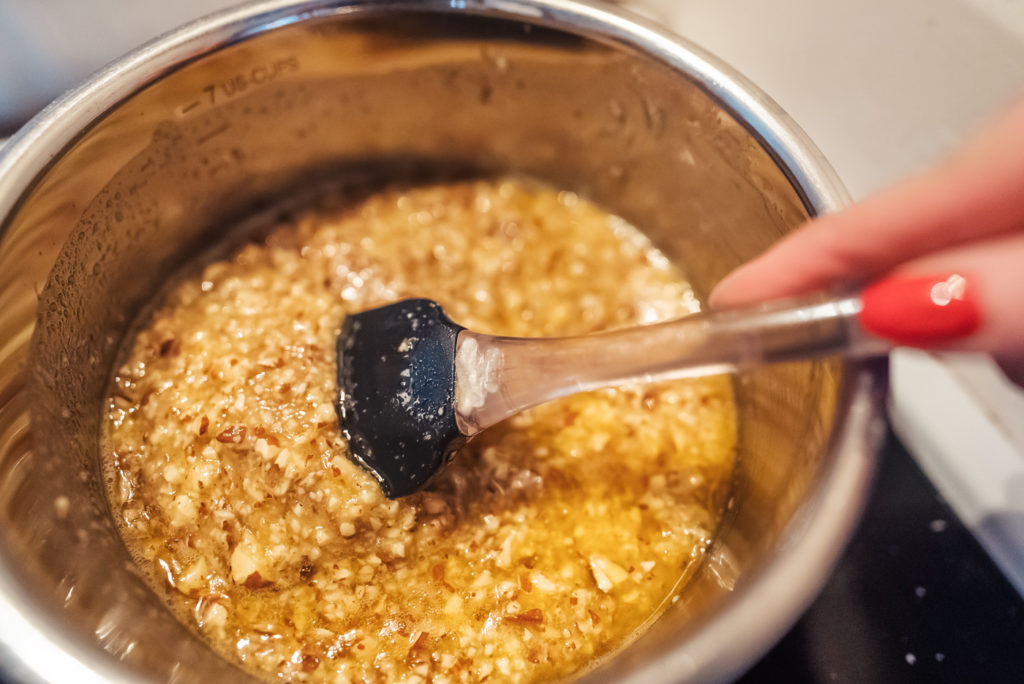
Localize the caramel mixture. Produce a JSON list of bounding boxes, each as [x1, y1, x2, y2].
[[104, 178, 736, 683]]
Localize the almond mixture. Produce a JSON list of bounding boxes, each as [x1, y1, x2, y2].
[[104, 178, 736, 683]]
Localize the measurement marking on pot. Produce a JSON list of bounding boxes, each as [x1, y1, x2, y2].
[[177, 55, 301, 116]]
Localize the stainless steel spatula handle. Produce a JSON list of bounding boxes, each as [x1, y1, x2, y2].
[[454, 293, 884, 436]]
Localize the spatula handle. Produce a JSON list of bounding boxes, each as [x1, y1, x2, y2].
[[455, 272, 980, 435], [454, 292, 876, 434]]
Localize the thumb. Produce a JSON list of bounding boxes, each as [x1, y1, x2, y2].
[[855, 232, 1024, 375]]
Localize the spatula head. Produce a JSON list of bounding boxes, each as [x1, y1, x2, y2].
[[336, 298, 465, 498]]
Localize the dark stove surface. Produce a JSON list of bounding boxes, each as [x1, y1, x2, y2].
[[741, 428, 1024, 683]]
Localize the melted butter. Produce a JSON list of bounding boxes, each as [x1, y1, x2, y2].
[[103, 178, 736, 683]]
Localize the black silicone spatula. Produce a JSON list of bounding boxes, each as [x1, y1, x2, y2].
[[337, 299, 467, 498]]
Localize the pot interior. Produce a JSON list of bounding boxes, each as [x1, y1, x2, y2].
[[0, 5, 854, 682]]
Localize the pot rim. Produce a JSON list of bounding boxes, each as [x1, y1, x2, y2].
[[0, 2, 884, 682]]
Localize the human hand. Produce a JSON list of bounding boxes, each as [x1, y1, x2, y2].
[[710, 97, 1024, 385]]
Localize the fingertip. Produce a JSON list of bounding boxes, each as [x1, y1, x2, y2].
[[707, 218, 839, 309], [708, 266, 757, 309], [708, 249, 809, 309], [707, 276, 735, 310]]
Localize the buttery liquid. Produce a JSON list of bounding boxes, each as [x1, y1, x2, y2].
[[104, 178, 736, 683]]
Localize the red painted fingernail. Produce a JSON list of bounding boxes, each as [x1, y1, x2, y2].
[[858, 273, 981, 347]]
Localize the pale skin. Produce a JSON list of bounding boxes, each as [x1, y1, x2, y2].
[[711, 97, 1024, 385]]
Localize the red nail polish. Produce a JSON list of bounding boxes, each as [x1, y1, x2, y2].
[[858, 273, 981, 347]]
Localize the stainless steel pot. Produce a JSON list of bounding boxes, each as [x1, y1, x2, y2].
[[0, 1, 885, 682]]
